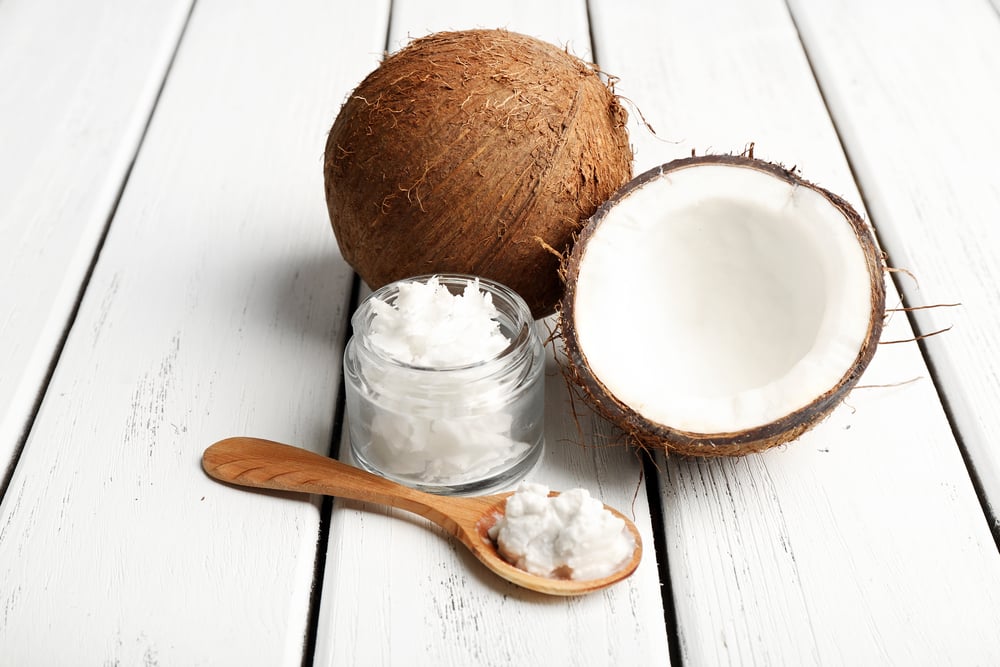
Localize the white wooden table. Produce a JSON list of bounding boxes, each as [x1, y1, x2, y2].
[[3, 1, 1000, 664]]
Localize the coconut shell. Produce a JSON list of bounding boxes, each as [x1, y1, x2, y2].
[[324, 29, 633, 318], [559, 155, 887, 457]]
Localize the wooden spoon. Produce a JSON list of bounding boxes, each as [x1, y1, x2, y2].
[[202, 436, 642, 596]]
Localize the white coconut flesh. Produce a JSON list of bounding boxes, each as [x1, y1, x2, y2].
[[572, 163, 875, 434]]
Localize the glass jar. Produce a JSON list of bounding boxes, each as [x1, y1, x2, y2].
[[343, 274, 545, 494]]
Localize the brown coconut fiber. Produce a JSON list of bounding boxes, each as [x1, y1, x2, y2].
[[324, 29, 633, 318]]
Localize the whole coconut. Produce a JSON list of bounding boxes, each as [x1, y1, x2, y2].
[[324, 29, 633, 318]]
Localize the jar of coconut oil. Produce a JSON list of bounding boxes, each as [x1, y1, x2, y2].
[[343, 274, 544, 494]]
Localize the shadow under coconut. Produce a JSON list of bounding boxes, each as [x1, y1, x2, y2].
[[256, 246, 357, 349], [229, 239, 357, 451], [541, 341, 647, 493]]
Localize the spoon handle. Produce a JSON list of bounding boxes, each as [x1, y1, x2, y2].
[[202, 436, 494, 538]]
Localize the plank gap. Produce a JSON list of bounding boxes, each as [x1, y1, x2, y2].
[[585, 0, 601, 65], [301, 495, 335, 667], [384, 0, 397, 54], [299, 267, 363, 667], [903, 317, 1000, 547], [0, 0, 199, 501], [645, 453, 685, 666], [305, 10, 392, 661], [782, 0, 1000, 550]]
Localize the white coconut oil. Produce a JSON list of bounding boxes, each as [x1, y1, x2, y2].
[[344, 275, 545, 494], [488, 482, 636, 580]]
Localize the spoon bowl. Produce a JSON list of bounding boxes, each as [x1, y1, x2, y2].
[[202, 437, 642, 596]]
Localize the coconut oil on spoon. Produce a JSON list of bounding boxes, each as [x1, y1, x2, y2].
[[202, 437, 642, 596]]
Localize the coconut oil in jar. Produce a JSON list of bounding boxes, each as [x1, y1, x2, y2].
[[343, 275, 545, 494]]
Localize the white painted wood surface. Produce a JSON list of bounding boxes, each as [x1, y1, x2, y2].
[[317, 352, 669, 666], [1, 0, 999, 665], [0, 0, 193, 481], [590, 0, 1000, 664], [313, 2, 670, 665], [787, 0, 1000, 526], [0, 1, 388, 664]]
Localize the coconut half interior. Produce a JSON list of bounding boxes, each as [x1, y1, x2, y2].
[[571, 162, 875, 435]]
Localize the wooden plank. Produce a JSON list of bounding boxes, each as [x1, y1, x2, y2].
[[787, 0, 1000, 525], [312, 2, 671, 665], [589, 0, 1000, 664], [386, 0, 593, 59], [0, 0, 193, 481], [318, 355, 669, 666], [0, 1, 389, 664]]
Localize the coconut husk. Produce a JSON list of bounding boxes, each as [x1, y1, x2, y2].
[[324, 29, 633, 318]]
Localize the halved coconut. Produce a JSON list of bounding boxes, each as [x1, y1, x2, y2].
[[560, 155, 885, 456]]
